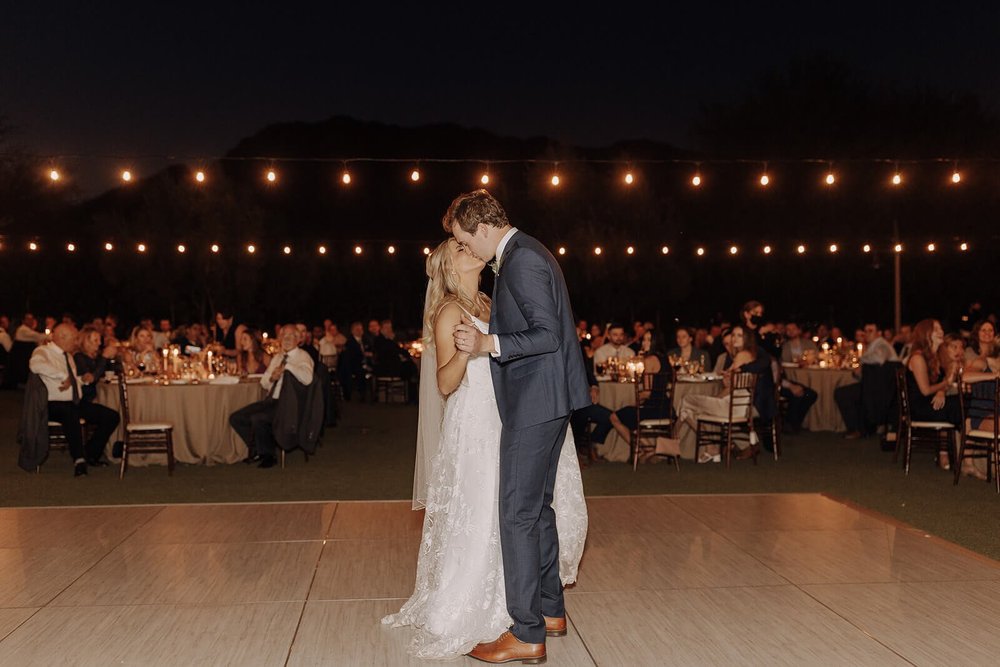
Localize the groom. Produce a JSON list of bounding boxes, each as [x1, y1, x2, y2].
[[449, 190, 589, 664]]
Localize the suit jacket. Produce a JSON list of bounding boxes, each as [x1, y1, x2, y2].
[[272, 369, 324, 453], [490, 232, 590, 430], [17, 373, 50, 471]]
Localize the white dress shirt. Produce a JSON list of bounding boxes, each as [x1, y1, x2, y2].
[[15, 325, 46, 345], [260, 347, 314, 399], [861, 337, 898, 365], [490, 227, 519, 357], [28, 342, 83, 402]]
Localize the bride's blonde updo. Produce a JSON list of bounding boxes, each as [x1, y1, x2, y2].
[[422, 238, 490, 345]]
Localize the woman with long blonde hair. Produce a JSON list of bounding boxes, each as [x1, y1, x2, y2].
[[384, 237, 587, 660]]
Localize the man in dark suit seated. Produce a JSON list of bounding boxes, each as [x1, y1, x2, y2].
[[339, 321, 368, 401], [229, 324, 314, 468]]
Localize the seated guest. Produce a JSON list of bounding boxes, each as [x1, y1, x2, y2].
[[712, 329, 734, 374], [236, 328, 271, 375], [939, 333, 966, 379], [123, 326, 160, 374], [29, 324, 120, 476], [74, 325, 119, 403], [965, 320, 998, 371], [628, 321, 646, 354], [674, 326, 772, 462], [906, 319, 961, 470], [15, 313, 47, 345], [318, 324, 340, 370], [776, 360, 818, 434], [607, 332, 671, 459], [666, 326, 710, 371], [339, 321, 368, 401], [957, 367, 1000, 480], [894, 324, 913, 359], [569, 343, 614, 454], [589, 323, 605, 348], [213, 310, 239, 357], [780, 322, 818, 364], [229, 324, 314, 468], [693, 328, 710, 356], [0, 315, 12, 354], [381, 319, 398, 341], [835, 322, 899, 439], [296, 323, 321, 365], [593, 323, 635, 377], [153, 319, 173, 350]]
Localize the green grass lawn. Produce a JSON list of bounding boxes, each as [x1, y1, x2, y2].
[[2, 390, 998, 559]]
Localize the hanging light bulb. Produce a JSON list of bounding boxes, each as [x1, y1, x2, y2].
[[177, 244, 186, 253], [48, 169, 61, 182], [28, 242, 38, 251], [829, 244, 838, 253], [696, 247, 705, 256], [825, 172, 836, 185], [960, 242, 969, 251], [480, 172, 490, 185], [691, 174, 702, 187], [195, 170, 206, 183], [626, 245, 635, 255], [926, 242, 936, 252], [891, 172, 902, 186], [354, 245, 363, 255], [104, 242, 114, 252], [624, 172, 634, 185], [247, 244, 256, 254], [423, 246, 431, 255], [763, 245, 772, 255], [265, 169, 277, 183], [66, 243, 76, 252], [388, 245, 396, 255], [759, 172, 770, 186], [951, 171, 961, 184], [318, 245, 327, 255], [210, 244, 220, 253], [550, 174, 561, 187], [558, 246, 567, 256], [661, 246, 669, 255], [283, 246, 291, 255], [410, 169, 421, 182], [796, 244, 806, 254], [137, 243, 147, 253], [894, 243, 903, 253], [121, 170, 133, 183], [593, 246, 602, 256], [729, 245, 738, 255], [862, 244, 871, 253], [341, 171, 351, 185]]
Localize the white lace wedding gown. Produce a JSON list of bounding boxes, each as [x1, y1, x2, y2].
[[382, 314, 588, 660]]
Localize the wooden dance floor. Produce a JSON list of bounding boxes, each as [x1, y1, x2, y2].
[[0, 494, 998, 665]]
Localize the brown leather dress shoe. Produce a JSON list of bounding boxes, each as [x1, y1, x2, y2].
[[468, 631, 546, 664], [544, 615, 567, 637]]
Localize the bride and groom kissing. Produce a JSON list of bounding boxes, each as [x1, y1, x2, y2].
[[383, 190, 591, 664]]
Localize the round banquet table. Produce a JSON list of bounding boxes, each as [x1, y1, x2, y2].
[[593, 377, 723, 462], [97, 379, 265, 465], [783, 366, 858, 432]]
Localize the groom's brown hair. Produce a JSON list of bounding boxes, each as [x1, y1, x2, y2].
[[442, 189, 510, 234]]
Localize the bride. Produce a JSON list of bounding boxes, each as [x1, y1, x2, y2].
[[382, 238, 588, 660]]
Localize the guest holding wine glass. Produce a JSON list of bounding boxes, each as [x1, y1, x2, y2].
[[74, 325, 118, 403], [123, 326, 160, 374], [236, 328, 271, 375], [666, 326, 710, 371]]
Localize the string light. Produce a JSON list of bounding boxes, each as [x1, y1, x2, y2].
[[626, 245, 635, 255], [137, 243, 147, 253], [763, 245, 772, 255], [423, 246, 431, 255], [480, 172, 490, 185], [194, 170, 206, 183], [691, 174, 702, 187], [354, 245, 363, 255], [862, 244, 871, 253], [410, 169, 421, 182], [341, 171, 351, 185], [894, 243, 903, 253], [265, 169, 277, 183], [825, 172, 836, 185], [177, 244, 186, 253], [48, 169, 60, 182], [550, 174, 561, 187], [558, 246, 566, 256], [951, 171, 961, 184], [387, 245, 396, 255], [696, 247, 705, 256], [796, 244, 806, 254], [828, 243, 838, 253], [593, 246, 602, 256], [759, 173, 770, 187], [121, 170, 133, 183], [926, 242, 936, 252], [104, 242, 113, 251], [283, 246, 291, 255], [729, 245, 738, 255], [247, 244, 256, 254], [66, 243, 75, 252], [661, 245, 669, 255], [960, 242, 969, 251], [624, 172, 634, 185], [29, 242, 38, 251], [319, 245, 327, 255], [210, 244, 220, 253], [891, 172, 902, 186]]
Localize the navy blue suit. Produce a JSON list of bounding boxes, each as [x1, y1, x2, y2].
[[489, 231, 590, 644]]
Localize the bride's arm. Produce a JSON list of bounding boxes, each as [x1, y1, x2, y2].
[[435, 303, 471, 396]]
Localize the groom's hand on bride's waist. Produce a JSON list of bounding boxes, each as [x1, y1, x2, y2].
[[454, 315, 497, 356]]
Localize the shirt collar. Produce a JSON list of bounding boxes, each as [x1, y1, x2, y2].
[[495, 227, 518, 263]]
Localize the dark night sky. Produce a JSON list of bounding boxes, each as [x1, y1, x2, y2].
[[3, 2, 1000, 195]]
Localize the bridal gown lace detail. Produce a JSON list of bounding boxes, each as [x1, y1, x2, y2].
[[382, 313, 588, 660]]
